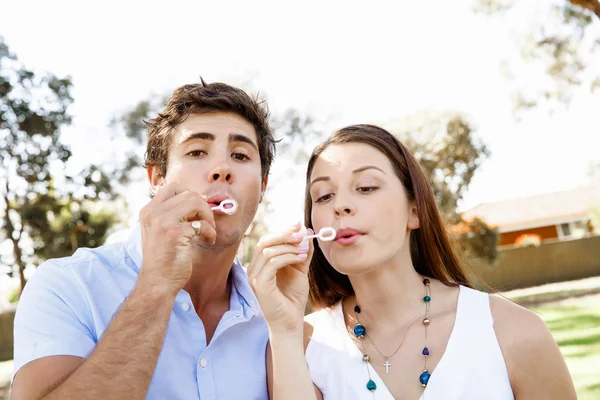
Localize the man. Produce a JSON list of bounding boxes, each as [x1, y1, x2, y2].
[[12, 79, 277, 399]]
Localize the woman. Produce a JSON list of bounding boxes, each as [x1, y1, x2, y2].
[[248, 124, 576, 399]]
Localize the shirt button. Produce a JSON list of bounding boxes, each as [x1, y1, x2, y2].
[[181, 303, 190, 311], [200, 359, 208, 368]]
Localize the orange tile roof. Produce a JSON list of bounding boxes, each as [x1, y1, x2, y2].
[[461, 184, 600, 229]]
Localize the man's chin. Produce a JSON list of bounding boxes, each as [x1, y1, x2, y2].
[[194, 232, 243, 252]]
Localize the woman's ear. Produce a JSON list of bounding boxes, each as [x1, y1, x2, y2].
[[408, 203, 420, 230]]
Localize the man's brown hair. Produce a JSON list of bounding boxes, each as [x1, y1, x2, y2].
[[144, 78, 276, 179]]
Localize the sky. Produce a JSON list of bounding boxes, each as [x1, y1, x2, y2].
[[2, 0, 599, 243]]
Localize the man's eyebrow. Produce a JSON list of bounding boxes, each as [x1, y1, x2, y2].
[[181, 132, 259, 152], [181, 132, 215, 143], [229, 133, 258, 152]]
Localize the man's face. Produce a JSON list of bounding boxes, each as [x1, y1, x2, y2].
[[149, 111, 267, 249]]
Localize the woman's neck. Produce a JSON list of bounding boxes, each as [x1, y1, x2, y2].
[[347, 251, 428, 331]]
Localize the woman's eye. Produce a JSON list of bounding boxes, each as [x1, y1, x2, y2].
[[357, 186, 378, 194], [315, 193, 333, 203]]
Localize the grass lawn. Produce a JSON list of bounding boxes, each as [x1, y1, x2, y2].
[[529, 297, 600, 400], [506, 278, 600, 400]]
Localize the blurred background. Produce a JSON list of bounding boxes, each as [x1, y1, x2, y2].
[[1, 0, 599, 398]]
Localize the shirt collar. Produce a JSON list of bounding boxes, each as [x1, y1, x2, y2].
[[125, 223, 260, 317]]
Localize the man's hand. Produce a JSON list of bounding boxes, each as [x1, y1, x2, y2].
[[138, 182, 217, 295]]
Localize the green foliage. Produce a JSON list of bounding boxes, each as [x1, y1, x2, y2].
[[474, 0, 600, 117], [0, 36, 127, 290], [393, 111, 491, 224], [8, 287, 20, 304], [391, 111, 497, 263]]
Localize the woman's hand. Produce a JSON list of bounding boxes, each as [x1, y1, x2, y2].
[[248, 222, 314, 335]]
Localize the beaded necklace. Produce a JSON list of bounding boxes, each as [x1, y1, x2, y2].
[[352, 277, 432, 395]]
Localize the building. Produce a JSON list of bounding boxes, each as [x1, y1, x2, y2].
[[461, 184, 600, 247]]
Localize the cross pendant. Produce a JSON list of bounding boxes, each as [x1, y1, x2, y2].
[[383, 359, 391, 374]]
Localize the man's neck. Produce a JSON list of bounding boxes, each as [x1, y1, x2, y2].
[[184, 244, 240, 344], [184, 244, 239, 315]]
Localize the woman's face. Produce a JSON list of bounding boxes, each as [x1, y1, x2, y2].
[[309, 142, 419, 275]]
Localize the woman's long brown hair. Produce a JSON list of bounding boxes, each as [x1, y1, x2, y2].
[[305, 124, 473, 309]]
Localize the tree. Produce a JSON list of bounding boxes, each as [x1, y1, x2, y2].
[[0, 37, 127, 292], [394, 112, 490, 224], [474, 0, 600, 117], [389, 111, 498, 263], [108, 93, 168, 182]]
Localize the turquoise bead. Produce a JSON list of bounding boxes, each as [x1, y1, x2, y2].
[[353, 323, 366, 339], [366, 379, 377, 392], [420, 370, 431, 387], [424, 296, 431, 302]]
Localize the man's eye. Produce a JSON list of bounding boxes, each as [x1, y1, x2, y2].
[[232, 153, 250, 161], [187, 150, 206, 157]]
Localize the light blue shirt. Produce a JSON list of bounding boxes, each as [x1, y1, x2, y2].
[[13, 226, 269, 399]]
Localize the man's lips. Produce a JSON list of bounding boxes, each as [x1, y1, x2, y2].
[[207, 195, 228, 205], [206, 195, 237, 213]]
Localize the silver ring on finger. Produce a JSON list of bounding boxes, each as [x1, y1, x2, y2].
[[191, 221, 201, 236]]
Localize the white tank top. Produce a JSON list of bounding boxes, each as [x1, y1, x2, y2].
[[305, 285, 514, 399]]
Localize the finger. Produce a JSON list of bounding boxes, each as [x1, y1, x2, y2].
[[160, 220, 197, 247], [189, 220, 217, 245], [298, 228, 315, 275], [284, 237, 314, 276], [152, 182, 189, 203], [252, 253, 308, 294], [159, 191, 216, 229], [248, 242, 309, 280], [251, 223, 305, 263]]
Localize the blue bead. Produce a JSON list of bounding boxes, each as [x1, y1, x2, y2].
[[354, 323, 366, 338], [420, 371, 431, 386], [422, 347, 429, 356], [424, 296, 431, 303], [366, 379, 377, 391]]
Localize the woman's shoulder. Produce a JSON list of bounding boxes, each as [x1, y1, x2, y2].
[[488, 293, 549, 344], [303, 302, 343, 352], [487, 292, 553, 359], [305, 303, 335, 323], [488, 293, 576, 397]]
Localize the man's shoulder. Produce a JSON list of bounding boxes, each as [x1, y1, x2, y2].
[[29, 239, 136, 294], [19, 239, 138, 316], [46, 239, 132, 271]]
